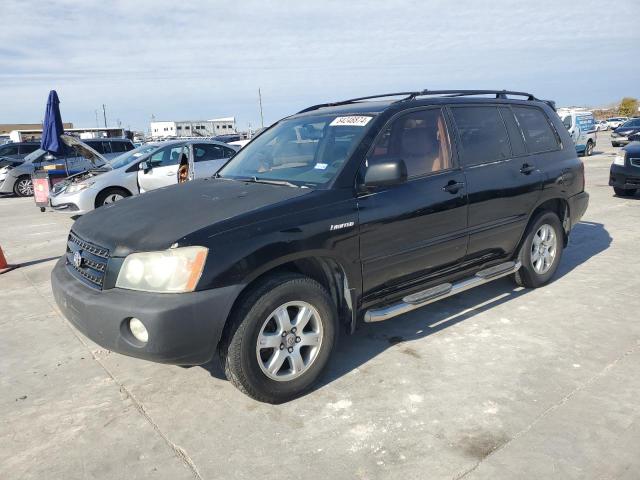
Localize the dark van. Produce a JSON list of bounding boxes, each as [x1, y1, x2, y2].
[[52, 90, 589, 402]]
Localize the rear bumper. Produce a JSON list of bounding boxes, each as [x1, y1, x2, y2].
[[51, 257, 241, 365], [568, 191, 589, 228], [609, 164, 640, 189]]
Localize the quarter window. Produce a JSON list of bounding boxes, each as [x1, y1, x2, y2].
[[512, 107, 559, 153], [368, 108, 452, 178], [451, 106, 510, 166]]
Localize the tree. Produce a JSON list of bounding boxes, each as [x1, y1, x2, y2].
[[619, 97, 639, 117]]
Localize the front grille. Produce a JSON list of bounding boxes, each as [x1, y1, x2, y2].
[[65, 232, 109, 289]]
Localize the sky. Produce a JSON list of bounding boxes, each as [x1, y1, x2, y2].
[[0, 0, 638, 133]]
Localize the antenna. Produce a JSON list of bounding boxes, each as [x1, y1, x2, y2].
[[258, 88, 264, 129]]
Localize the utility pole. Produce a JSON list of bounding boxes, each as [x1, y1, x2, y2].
[[94, 110, 99, 128], [258, 88, 264, 129], [102, 104, 107, 128]]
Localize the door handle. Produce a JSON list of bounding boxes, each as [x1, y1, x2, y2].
[[442, 181, 464, 194], [520, 164, 536, 175]]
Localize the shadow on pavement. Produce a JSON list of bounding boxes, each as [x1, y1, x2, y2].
[[201, 221, 612, 392]]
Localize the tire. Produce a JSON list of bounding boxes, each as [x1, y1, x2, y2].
[[13, 175, 33, 197], [614, 187, 637, 197], [219, 273, 337, 403], [585, 140, 594, 156], [513, 211, 564, 288], [95, 187, 130, 208]]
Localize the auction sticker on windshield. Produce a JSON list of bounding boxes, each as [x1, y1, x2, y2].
[[330, 116, 372, 127]]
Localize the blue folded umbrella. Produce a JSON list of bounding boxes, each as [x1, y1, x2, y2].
[[40, 90, 65, 155]]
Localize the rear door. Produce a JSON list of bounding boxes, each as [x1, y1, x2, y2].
[[449, 105, 544, 261], [137, 143, 184, 192], [358, 107, 468, 300], [191, 143, 236, 179]]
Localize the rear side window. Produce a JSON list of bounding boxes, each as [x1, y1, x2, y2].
[[499, 107, 527, 156], [451, 106, 510, 166], [512, 107, 559, 153], [193, 144, 229, 162]]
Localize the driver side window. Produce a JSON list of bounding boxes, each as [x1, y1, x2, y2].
[[368, 108, 452, 178], [149, 145, 183, 167]]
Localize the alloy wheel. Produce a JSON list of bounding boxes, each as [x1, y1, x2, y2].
[[531, 223, 557, 274], [17, 179, 33, 196], [256, 301, 324, 381], [102, 193, 124, 205]]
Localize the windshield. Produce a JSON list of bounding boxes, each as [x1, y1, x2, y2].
[[108, 144, 159, 169], [218, 114, 375, 187]]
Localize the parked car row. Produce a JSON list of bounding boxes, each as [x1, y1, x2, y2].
[[0, 138, 134, 197], [49, 139, 237, 214], [610, 118, 640, 147]]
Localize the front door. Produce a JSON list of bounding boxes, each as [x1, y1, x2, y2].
[[358, 107, 468, 300], [138, 143, 185, 192]]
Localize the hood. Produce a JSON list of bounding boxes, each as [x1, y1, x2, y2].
[[72, 178, 313, 256], [60, 135, 107, 166]]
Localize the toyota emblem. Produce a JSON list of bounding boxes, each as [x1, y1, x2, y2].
[[73, 251, 83, 268]]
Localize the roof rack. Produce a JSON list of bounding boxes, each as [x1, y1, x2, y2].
[[297, 89, 554, 114]]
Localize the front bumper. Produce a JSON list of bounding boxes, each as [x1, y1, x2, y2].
[[0, 175, 16, 193], [50, 189, 96, 215], [51, 257, 241, 365], [611, 135, 630, 145], [609, 163, 640, 190]]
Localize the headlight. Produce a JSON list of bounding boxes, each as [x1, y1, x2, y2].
[[0, 166, 11, 174], [613, 152, 626, 166], [66, 181, 94, 194], [116, 246, 208, 293]]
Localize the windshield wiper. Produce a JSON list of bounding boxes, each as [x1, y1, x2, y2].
[[246, 176, 299, 188]]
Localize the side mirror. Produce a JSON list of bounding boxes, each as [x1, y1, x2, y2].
[[139, 161, 151, 173], [363, 158, 407, 188]]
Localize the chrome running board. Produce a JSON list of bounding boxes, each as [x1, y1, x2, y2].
[[363, 261, 521, 323]]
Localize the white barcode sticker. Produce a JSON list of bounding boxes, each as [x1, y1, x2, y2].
[[330, 116, 372, 127]]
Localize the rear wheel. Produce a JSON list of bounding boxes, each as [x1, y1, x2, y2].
[[513, 211, 564, 288], [614, 187, 637, 197], [219, 273, 337, 403], [13, 175, 33, 196], [95, 187, 130, 208]]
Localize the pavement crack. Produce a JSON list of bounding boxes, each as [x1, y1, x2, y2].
[[21, 268, 204, 480], [454, 339, 640, 480]]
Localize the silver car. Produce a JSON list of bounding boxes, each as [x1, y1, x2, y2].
[[0, 138, 134, 196], [50, 139, 238, 215]]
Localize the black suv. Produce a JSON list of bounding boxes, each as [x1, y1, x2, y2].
[[52, 90, 589, 403]]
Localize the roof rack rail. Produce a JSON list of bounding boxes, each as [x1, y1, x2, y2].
[[297, 89, 553, 114]]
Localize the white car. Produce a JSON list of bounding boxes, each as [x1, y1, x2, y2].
[[594, 120, 609, 131], [606, 117, 628, 129], [50, 139, 238, 215]]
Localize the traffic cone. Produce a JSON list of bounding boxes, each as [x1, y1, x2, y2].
[[0, 246, 18, 274]]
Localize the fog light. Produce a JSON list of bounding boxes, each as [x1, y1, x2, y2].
[[129, 317, 148, 343]]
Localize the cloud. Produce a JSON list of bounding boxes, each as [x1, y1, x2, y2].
[[0, 0, 638, 131]]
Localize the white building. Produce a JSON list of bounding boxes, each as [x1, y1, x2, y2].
[[150, 117, 236, 138]]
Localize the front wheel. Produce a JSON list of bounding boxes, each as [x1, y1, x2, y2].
[[95, 187, 130, 208], [585, 140, 594, 156], [13, 175, 33, 197], [220, 273, 337, 403], [514, 211, 564, 288], [614, 187, 637, 197]]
